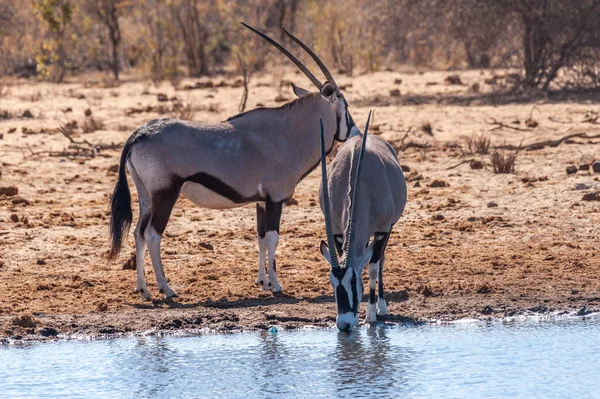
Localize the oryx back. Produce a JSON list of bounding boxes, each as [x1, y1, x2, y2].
[[321, 135, 406, 253]]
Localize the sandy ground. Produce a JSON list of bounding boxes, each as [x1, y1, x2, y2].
[[1, 68, 599, 341]]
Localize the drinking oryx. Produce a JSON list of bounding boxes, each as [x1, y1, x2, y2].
[[319, 112, 407, 331], [108, 23, 360, 300]]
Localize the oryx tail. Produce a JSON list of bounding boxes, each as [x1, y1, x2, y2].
[[109, 140, 133, 261]]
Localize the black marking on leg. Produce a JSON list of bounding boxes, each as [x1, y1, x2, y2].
[[369, 288, 376, 304], [256, 204, 266, 239], [137, 211, 151, 237], [375, 232, 391, 299], [265, 198, 283, 233], [186, 172, 263, 204], [150, 185, 181, 235], [272, 259, 277, 272], [334, 234, 344, 257]]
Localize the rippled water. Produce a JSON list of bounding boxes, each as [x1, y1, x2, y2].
[[1, 317, 599, 398]]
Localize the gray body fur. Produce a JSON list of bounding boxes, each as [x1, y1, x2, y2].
[[320, 135, 406, 256], [131, 95, 339, 206]]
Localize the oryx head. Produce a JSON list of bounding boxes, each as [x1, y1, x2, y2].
[[241, 22, 360, 141], [319, 112, 374, 331]]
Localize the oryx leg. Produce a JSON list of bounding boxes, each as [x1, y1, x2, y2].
[[377, 232, 391, 315], [129, 164, 152, 301], [366, 232, 390, 322], [266, 198, 284, 292], [145, 186, 180, 299], [255, 203, 270, 291]]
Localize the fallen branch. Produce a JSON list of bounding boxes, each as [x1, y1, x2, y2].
[[446, 158, 474, 170], [485, 118, 532, 132], [394, 141, 431, 152], [493, 132, 600, 151]]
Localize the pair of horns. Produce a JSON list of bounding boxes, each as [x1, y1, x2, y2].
[[320, 111, 372, 269], [240, 22, 338, 92]]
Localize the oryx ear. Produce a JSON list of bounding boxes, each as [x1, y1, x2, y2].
[[320, 82, 337, 102], [320, 240, 332, 265], [291, 83, 310, 98]]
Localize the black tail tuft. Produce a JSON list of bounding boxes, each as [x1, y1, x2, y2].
[[108, 141, 133, 261]]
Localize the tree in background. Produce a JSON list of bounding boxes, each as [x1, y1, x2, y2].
[[83, 0, 124, 80], [499, 0, 600, 89], [32, 0, 73, 83]]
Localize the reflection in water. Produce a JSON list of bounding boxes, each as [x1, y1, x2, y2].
[[334, 325, 412, 397], [123, 337, 178, 397], [257, 332, 291, 395], [1, 318, 599, 398]]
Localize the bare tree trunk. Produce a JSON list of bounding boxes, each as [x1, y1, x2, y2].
[[84, 0, 122, 80]]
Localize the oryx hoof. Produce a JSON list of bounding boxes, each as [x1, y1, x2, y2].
[[377, 299, 388, 315], [365, 302, 378, 323], [137, 287, 152, 301], [160, 286, 178, 299], [256, 279, 271, 291], [269, 281, 283, 293]]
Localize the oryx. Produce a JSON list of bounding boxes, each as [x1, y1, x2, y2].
[[319, 112, 407, 331], [108, 23, 360, 300]]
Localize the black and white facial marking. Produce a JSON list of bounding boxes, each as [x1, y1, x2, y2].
[[329, 265, 363, 331], [318, 82, 358, 142]]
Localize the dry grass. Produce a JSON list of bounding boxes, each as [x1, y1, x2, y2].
[[421, 122, 433, 136], [491, 147, 519, 173], [172, 101, 196, 120], [82, 116, 104, 133], [463, 133, 491, 155]]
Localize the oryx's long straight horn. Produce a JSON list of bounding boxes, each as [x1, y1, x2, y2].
[[345, 110, 372, 269], [240, 22, 323, 89], [320, 117, 340, 269], [282, 26, 339, 92]]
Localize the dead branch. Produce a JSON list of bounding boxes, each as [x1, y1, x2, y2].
[[485, 118, 532, 132], [548, 116, 574, 124], [493, 132, 600, 151], [446, 158, 475, 170], [394, 141, 431, 152], [236, 54, 249, 113]]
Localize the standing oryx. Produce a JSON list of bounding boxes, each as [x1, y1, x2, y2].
[[108, 23, 360, 300], [319, 112, 407, 331]]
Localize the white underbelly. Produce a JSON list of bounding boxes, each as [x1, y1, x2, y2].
[[181, 182, 243, 209]]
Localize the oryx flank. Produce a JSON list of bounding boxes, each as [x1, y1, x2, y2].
[[319, 112, 407, 331], [108, 23, 360, 300]]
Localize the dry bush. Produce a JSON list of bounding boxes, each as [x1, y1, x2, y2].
[[0, 78, 8, 98], [11, 314, 36, 328], [491, 147, 519, 174], [0, 0, 597, 91], [172, 101, 195, 120], [463, 133, 491, 155], [82, 115, 104, 133], [421, 122, 433, 136]]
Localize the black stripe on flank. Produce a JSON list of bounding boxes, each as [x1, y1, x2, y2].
[[185, 172, 263, 204]]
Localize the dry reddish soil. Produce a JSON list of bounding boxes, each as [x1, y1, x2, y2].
[[1, 69, 599, 341]]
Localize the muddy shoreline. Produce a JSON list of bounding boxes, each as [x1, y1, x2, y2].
[[2, 298, 598, 343]]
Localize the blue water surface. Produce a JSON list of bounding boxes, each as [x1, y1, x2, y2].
[[1, 317, 599, 398]]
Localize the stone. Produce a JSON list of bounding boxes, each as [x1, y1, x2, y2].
[[582, 192, 600, 201], [566, 165, 578, 175], [470, 160, 483, 170]]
